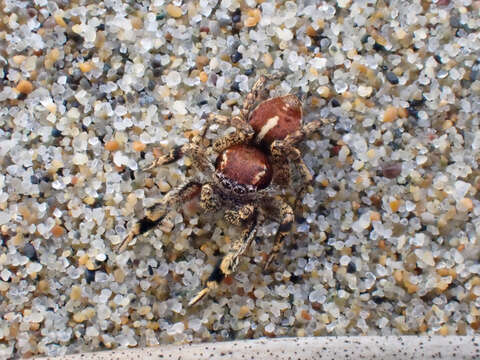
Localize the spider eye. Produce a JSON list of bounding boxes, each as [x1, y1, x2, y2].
[[223, 179, 232, 190], [234, 185, 245, 194]]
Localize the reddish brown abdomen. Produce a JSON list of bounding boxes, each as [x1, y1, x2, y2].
[[216, 144, 272, 189], [248, 94, 302, 147]]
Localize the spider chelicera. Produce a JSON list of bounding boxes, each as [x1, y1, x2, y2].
[[118, 75, 323, 305]]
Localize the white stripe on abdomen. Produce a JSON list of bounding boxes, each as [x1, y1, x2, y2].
[[255, 115, 279, 143]]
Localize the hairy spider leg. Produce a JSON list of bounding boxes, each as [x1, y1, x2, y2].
[[189, 204, 257, 306], [145, 139, 212, 172], [206, 114, 255, 153], [121, 137, 218, 251], [262, 198, 294, 270], [118, 181, 202, 252], [270, 120, 322, 210], [242, 73, 285, 119], [241, 75, 268, 119]]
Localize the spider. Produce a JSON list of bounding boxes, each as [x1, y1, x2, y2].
[[118, 75, 322, 305]]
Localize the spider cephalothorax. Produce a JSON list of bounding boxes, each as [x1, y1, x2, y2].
[[216, 144, 272, 191], [118, 76, 323, 305]]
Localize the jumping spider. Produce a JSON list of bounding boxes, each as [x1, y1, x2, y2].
[[118, 76, 322, 305]]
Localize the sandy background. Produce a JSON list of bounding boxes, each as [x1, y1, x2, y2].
[[0, 0, 480, 357]]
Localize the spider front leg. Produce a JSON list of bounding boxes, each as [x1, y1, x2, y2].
[[262, 198, 294, 270], [271, 158, 291, 187], [189, 203, 257, 306], [146, 141, 215, 176], [118, 181, 202, 252]]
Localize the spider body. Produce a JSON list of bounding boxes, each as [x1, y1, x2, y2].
[[216, 144, 272, 190], [119, 75, 323, 305]]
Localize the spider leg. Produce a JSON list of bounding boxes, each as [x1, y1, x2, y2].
[[262, 198, 294, 270], [241, 73, 285, 119], [241, 75, 268, 118], [224, 203, 255, 226], [146, 142, 215, 177], [271, 143, 313, 209], [118, 181, 202, 252], [292, 158, 314, 209], [203, 113, 254, 136], [189, 204, 257, 306], [202, 113, 254, 153], [200, 113, 227, 138], [145, 144, 183, 169], [199, 183, 222, 212], [273, 120, 322, 150], [270, 120, 322, 209], [211, 126, 254, 153]]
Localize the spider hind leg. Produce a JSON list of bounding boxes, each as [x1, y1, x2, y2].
[[189, 204, 257, 306]]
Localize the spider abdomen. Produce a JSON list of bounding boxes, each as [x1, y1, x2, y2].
[[249, 94, 302, 147], [216, 144, 272, 190]]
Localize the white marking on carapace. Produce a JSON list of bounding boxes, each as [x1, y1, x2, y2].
[[252, 167, 267, 186], [256, 115, 279, 142], [219, 150, 229, 171]]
